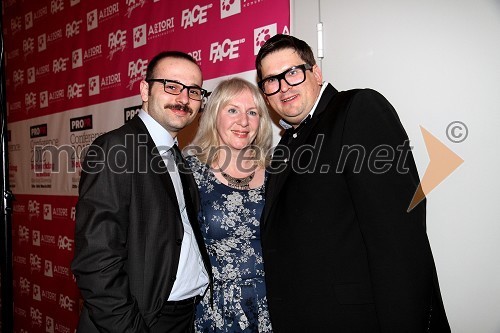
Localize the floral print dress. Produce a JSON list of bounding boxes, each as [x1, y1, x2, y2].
[[186, 155, 272, 333]]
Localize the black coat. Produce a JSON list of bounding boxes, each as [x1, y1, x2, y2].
[[261, 84, 450, 332], [72, 116, 211, 332]]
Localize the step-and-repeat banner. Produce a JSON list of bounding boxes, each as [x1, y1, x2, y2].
[[2, 0, 290, 331]]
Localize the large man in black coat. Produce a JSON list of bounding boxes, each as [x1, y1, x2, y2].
[[255, 34, 450, 332]]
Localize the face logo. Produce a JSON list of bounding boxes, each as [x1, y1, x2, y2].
[[66, 20, 82, 37], [108, 29, 127, 59], [50, 0, 64, 14], [181, 4, 211, 28], [209, 38, 244, 63]]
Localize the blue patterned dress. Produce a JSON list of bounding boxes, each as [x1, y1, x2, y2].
[[186, 155, 272, 333]]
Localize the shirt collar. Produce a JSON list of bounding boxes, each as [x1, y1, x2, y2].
[[138, 109, 177, 152], [279, 81, 329, 130]]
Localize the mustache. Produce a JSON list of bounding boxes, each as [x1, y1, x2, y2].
[[165, 104, 193, 114]]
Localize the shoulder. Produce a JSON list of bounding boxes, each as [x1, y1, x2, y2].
[[335, 88, 398, 124], [185, 154, 203, 170], [91, 117, 146, 148], [185, 155, 214, 188]]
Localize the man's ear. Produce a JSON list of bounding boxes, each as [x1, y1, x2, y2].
[[312, 64, 323, 86], [140, 80, 149, 102]]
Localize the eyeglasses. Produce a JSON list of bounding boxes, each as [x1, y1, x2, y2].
[[258, 64, 313, 96], [147, 79, 207, 101]]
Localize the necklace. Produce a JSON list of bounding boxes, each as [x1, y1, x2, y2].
[[218, 165, 255, 190]]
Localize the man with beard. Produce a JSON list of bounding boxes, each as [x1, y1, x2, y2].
[[72, 51, 212, 333]]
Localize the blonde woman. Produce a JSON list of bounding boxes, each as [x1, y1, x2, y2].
[[185, 77, 273, 332]]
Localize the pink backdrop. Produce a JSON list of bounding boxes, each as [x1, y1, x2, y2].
[[2, 0, 290, 331]]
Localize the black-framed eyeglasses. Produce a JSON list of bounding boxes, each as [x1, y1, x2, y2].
[[146, 79, 207, 101], [258, 64, 313, 96]]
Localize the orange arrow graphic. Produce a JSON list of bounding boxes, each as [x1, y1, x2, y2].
[[408, 126, 464, 212]]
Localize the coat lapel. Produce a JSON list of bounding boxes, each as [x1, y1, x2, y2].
[[129, 116, 180, 212], [262, 84, 338, 227]]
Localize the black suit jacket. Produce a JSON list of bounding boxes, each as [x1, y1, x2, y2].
[[71, 116, 211, 332], [261, 84, 450, 332]]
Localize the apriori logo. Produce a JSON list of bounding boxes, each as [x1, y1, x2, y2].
[[47, 29, 63, 43], [44, 260, 53, 277], [55, 323, 70, 333], [99, 3, 119, 21], [210, 38, 243, 63], [72, 49, 83, 68], [33, 230, 41, 246], [254, 24, 277, 55], [25, 12, 33, 30], [189, 50, 201, 62], [124, 105, 141, 123], [89, 76, 100, 96], [40, 91, 48, 108], [33, 284, 41, 301], [43, 204, 52, 220], [220, 0, 241, 19], [100, 73, 121, 90], [87, 10, 98, 31], [133, 24, 147, 48], [70, 115, 93, 132], [30, 124, 48, 138], [34, 6, 48, 21], [42, 289, 57, 302], [27, 67, 35, 83], [36, 63, 50, 77], [49, 89, 65, 102], [15, 307, 27, 318], [38, 33, 47, 52], [84, 44, 102, 61], [181, 4, 211, 28], [148, 18, 174, 38], [8, 48, 20, 60], [46, 316, 54, 333]]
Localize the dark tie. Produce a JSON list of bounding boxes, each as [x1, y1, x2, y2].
[[170, 144, 190, 174], [170, 145, 213, 290]]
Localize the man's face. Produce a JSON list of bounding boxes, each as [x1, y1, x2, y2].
[[140, 57, 203, 137], [260, 48, 322, 127]]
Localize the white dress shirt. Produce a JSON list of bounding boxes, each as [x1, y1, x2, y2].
[[138, 110, 209, 300]]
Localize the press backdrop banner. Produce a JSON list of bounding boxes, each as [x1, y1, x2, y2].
[[2, 0, 290, 331]]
